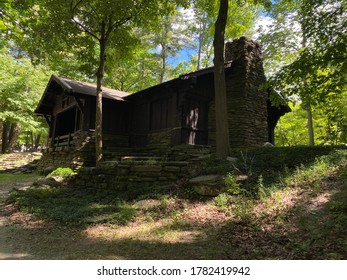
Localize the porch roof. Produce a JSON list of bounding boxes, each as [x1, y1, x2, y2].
[[35, 75, 131, 115]]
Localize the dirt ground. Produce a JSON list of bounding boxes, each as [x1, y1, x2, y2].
[[0, 179, 34, 259], [0, 176, 224, 260], [1, 157, 346, 260]]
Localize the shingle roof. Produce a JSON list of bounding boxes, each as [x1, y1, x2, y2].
[[58, 75, 131, 101], [35, 75, 131, 115]]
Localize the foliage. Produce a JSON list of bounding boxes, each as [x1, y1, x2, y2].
[[0, 46, 50, 151], [4, 147, 347, 259], [224, 172, 242, 194], [259, 0, 347, 146], [104, 42, 160, 93], [189, 0, 258, 70], [212, 149, 347, 225], [275, 97, 347, 146], [47, 167, 75, 178], [8, 185, 137, 226]]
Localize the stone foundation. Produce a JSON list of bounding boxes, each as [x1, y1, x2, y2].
[[38, 141, 212, 188], [70, 160, 189, 190], [69, 144, 212, 189], [36, 147, 96, 173]]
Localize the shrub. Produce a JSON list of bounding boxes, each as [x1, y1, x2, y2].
[[224, 172, 242, 195], [47, 167, 74, 178]]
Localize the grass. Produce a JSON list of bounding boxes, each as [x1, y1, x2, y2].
[[1, 147, 347, 259], [8, 186, 137, 226], [0, 173, 40, 186]]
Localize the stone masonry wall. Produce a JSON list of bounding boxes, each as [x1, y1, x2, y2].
[[70, 144, 212, 189], [37, 130, 96, 173]]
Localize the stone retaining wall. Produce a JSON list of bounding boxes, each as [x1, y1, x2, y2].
[[36, 147, 96, 173], [38, 143, 212, 188], [70, 160, 190, 190]]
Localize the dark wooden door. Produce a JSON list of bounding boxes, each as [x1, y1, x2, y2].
[[182, 98, 208, 145]]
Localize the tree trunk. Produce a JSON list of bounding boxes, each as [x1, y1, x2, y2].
[[197, 13, 208, 71], [1, 121, 9, 154], [307, 105, 315, 146], [1, 121, 20, 153], [8, 122, 20, 152], [301, 16, 314, 146], [160, 42, 167, 83], [34, 134, 41, 151], [95, 22, 107, 165], [213, 0, 230, 159]]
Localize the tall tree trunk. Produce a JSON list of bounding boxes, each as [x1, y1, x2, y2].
[[213, 0, 230, 159], [1, 121, 9, 154], [197, 13, 208, 71], [8, 122, 20, 152], [301, 15, 314, 146], [95, 22, 107, 165], [197, 23, 203, 70], [34, 134, 41, 151], [0, 121, 20, 153], [307, 105, 315, 146], [160, 42, 167, 83]]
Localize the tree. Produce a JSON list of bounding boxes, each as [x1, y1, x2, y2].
[[0, 47, 50, 153], [213, 0, 230, 158], [69, 0, 144, 164], [260, 0, 347, 146], [104, 42, 160, 93], [11, 0, 163, 164], [190, 0, 257, 70], [141, 2, 195, 83]]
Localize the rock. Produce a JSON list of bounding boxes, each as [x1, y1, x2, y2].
[[263, 142, 274, 147], [32, 177, 60, 188], [26, 164, 37, 170], [189, 175, 226, 196], [43, 166, 55, 176], [226, 157, 238, 163], [131, 165, 162, 172]]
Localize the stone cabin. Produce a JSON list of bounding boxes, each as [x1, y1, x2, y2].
[[35, 37, 289, 170]]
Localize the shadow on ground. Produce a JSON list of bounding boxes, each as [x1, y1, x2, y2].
[[1, 172, 346, 260]]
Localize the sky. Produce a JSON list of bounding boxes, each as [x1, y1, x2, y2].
[[167, 14, 274, 67]]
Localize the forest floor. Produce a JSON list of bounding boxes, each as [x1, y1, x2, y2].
[[0, 149, 346, 260]]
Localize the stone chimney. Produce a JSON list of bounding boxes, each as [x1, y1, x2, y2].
[[225, 36, 263, 62], [208, 37, 268, 147]]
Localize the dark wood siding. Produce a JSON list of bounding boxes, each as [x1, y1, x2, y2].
[[103, 100, 130, 134], [130, 101, 150, 147], [150, 98, 169, 130]]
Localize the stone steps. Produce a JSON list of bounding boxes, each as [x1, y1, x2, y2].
[[0, 152, 42, 173], [72, 159, 190, 188]]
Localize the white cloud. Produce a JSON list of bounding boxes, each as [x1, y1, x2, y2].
[[252, 16, 274, 40]]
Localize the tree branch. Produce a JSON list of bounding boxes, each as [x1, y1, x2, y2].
[[71, 16, 100, 41], [105, 15, 132, 38]]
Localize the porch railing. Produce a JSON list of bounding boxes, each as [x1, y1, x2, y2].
[[52, 132, 75, 147]]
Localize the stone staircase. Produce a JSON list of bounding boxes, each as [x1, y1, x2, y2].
[[71, 145, 212, 189], [0, 152, 42, 174]]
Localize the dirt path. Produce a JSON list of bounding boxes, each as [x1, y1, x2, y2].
[[0, 180, 35, 259]]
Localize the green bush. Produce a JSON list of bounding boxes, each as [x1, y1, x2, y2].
[[47, 167, 74, 178], [224, 172, 242, 195]]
